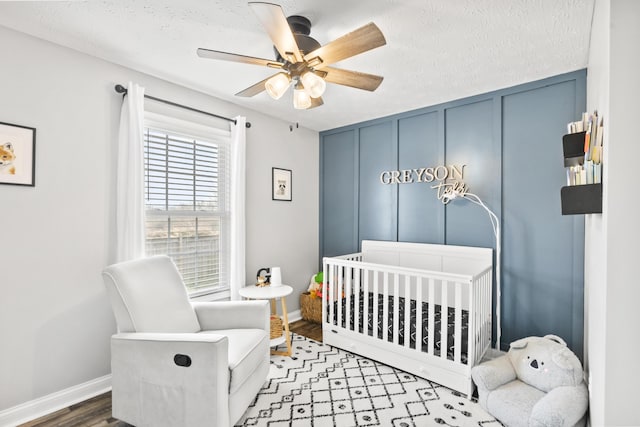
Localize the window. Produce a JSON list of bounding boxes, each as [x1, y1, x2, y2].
[[143, 114, 231, 296]]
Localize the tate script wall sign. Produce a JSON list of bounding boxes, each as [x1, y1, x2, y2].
[[379, 164, 469, 204]]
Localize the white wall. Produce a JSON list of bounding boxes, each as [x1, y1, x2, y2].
[[603, 0, 640, 423], [0, 26, 318, 413], [245, 118, 319, 300], [585, 0, 640, 425], [584, 0, 609, 423]]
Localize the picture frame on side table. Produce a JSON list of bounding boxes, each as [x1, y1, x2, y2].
[[272, 167, 292, 201], [0, 121, 36, 187]]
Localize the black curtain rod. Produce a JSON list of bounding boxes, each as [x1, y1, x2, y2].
[[114, 84, 251, 128]]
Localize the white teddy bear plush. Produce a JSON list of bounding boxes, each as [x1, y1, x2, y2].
[[471, 335, 588, 427]]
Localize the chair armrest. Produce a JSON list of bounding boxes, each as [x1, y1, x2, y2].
[[471, 355, 517, 392], [530, 384, 589, 427], [110, 333, 231, 426], [111, 333, 229, 370], [192, 300, 270, 331], [113, 332, 228, 343]]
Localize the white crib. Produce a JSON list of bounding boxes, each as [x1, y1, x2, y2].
[[322, 240, 493, 397]]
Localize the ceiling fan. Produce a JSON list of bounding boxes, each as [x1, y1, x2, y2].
[[197, 2, 386, 110]]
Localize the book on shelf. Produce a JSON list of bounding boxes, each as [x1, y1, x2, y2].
[[564, 111, 603, 187]]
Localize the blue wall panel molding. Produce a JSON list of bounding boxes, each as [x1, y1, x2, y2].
[[319, 130, 358, 257], [501, 79, 585, 357], [444, 99, 499, 248], [319, 69, 587, 357], [397, 111, 444, 243], [358, 122, 397, 246]]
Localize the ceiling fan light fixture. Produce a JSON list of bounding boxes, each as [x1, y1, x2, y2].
[[293, 82, 312, 109], [265, 72, 291, 100], [198, 4, 386, 110], [300, 71, 326, 98]]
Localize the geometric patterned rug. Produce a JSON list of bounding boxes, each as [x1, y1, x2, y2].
[[235, 334, 501, 427]]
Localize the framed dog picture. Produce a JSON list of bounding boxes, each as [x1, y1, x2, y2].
[[272, 167, 292, 201], [0, 121, 36, 187]]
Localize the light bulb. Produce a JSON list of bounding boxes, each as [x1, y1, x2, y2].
[[300, 71, 326, 98], [265, 73, 291, 100], [293, 83, 311, 109]]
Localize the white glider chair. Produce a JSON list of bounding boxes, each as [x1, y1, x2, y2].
[[102, 255, 270, 427]]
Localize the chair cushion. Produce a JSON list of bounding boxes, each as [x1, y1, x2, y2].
[[200, 329, 269, 393], [487, 380, 545, 427], [103, 256, 201, 333]]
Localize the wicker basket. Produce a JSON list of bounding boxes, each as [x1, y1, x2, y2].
[[270, 315, 283, 339], [300, 292, 322, 324]]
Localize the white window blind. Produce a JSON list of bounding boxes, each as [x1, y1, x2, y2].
[[143, 115, 231, 296]]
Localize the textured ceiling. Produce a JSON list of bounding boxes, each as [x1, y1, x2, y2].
[[0, 0, 594, 131]]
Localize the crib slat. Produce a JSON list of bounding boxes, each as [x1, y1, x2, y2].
[[484, 270, 490, 357], [454, 281, 462, 363], [483, 271, 489, 354], [441, 280, 448, 360], [363, 268, 369, 337], [328, 263, 333, 326], [393, 273, 399, 345], [469, 275, 476, 365], [354, 267, 361, 333], [428, 278, 435, 355], [404, 274, 411, 349], [480, 273, 484, 354], [324, 261, 330, 325], [383, 271, 389, 342], [416, 277, 423, 352], [484, 272, 489, 358], [373, 270, 379, 340], [484, 272, 490, 356], [480, 271, 487, 361], [346, 265, 352, 331], [337, 265, 343, 330]]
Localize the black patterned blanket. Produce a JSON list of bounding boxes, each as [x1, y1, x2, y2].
[[332, 292, 469, 363]]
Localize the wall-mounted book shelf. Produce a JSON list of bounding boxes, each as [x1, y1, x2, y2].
[[560, 126, 603, 215], [561, 183, 602, 215]]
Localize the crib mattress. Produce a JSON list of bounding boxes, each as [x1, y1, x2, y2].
[[332, 292, 469, 364]]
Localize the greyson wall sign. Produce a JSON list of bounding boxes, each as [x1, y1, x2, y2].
[[379, 164, 469, 204]]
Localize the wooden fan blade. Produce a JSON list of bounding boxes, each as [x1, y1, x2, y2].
[[304, 22, 386, 68], [197, 48, 284, 68], [235, 75, 275, 97], [308, 96, 324, 109], [249, 2, 303, 63], [322, 67, 384, 92]]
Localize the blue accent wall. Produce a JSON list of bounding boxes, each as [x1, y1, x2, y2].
[[319, 130, 358, 257], [319, 70, 586, 357], [359, 122, 397, 243], [398, 111, 443, 243]]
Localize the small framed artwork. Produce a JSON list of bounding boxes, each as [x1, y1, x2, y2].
[[0, 121, 36, 187], [272, 167, 292, 201]]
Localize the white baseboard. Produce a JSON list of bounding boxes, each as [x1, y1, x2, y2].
[[288, 309, 301, 323], [0, 375, 111, 427]]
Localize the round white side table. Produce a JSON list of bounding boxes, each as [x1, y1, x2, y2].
[[238, 284, 293, 356]]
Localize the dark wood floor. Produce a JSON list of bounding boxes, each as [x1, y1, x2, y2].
[[20, 319, 322, 427], [288, 318, 322, 342]]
